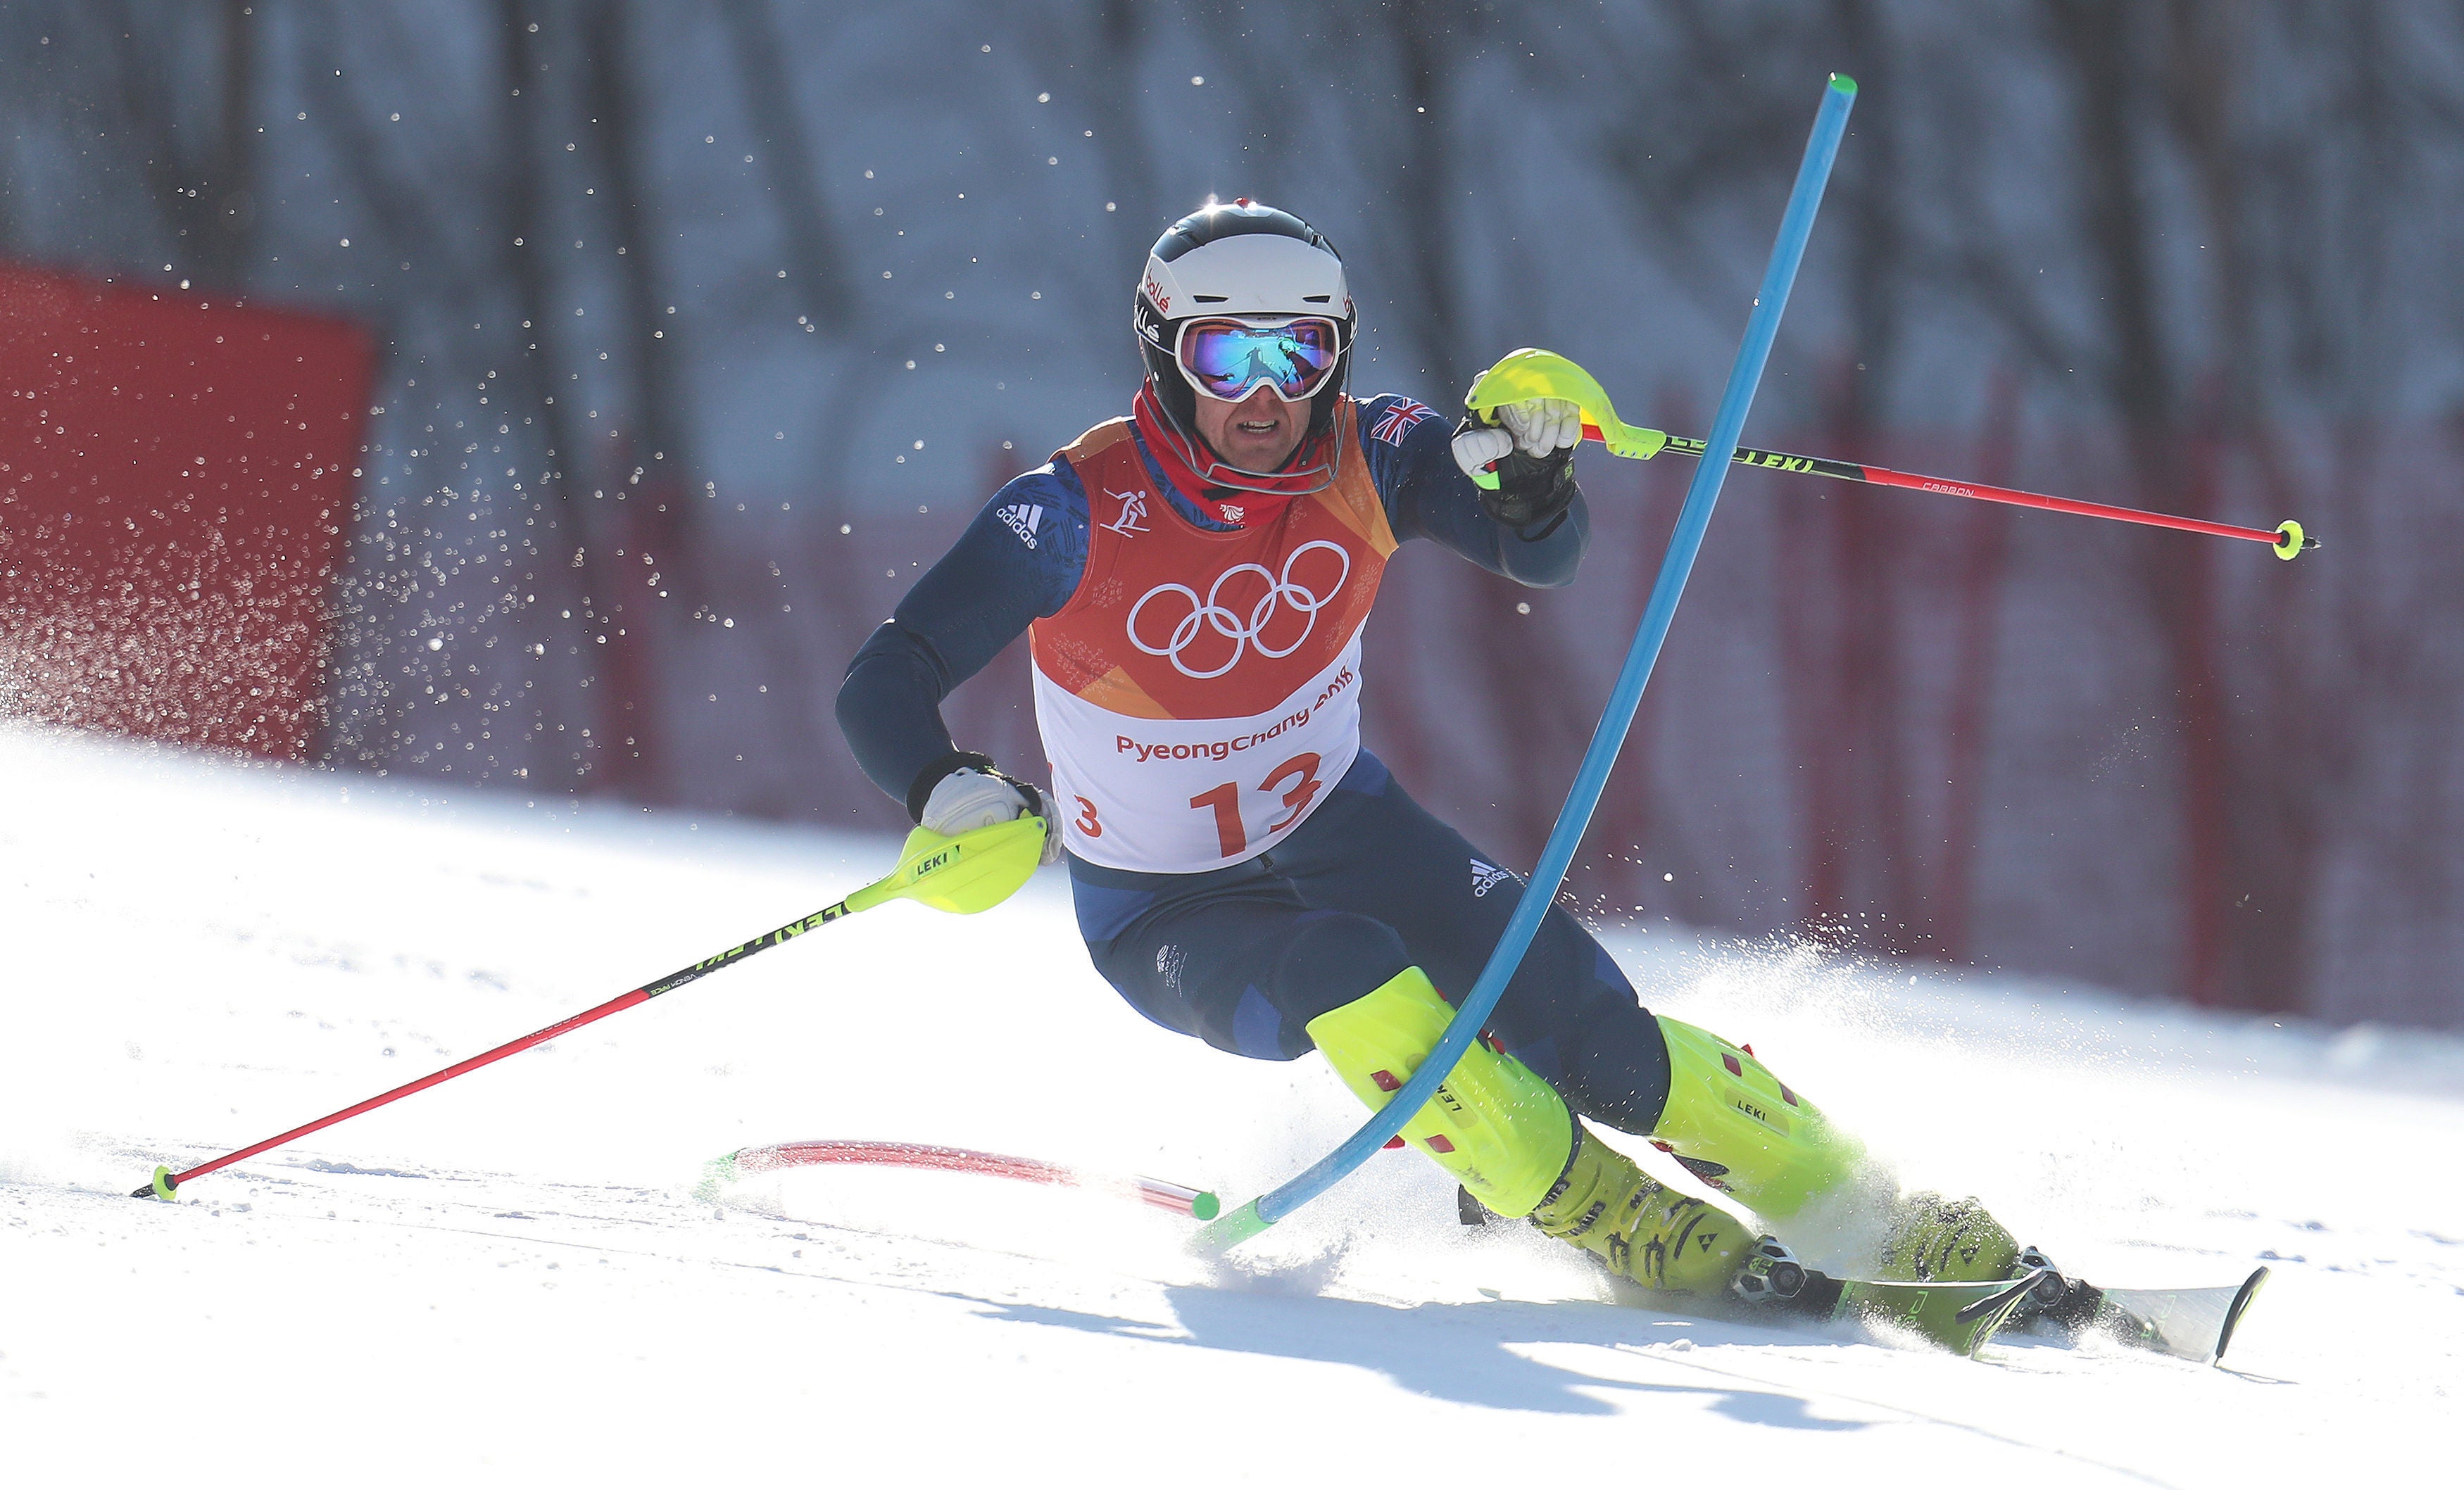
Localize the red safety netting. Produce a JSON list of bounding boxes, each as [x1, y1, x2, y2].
[[0, 263, 370, 758]]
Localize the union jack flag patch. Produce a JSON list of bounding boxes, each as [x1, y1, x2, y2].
[[1370, 398, 1435, 446]]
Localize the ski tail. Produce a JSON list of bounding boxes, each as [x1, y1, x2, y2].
[[2215, 1266, 2269, 1363], [2094, 1266, 2270, 1364]]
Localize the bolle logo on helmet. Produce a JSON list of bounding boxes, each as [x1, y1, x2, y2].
[[1126, 540, 1351, 679], [1143, 274, 1171, 315]]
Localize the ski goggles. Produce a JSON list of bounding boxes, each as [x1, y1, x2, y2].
[[1173, 316, 1343, 403]]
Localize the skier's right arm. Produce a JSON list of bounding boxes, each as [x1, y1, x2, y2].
[[834, 463, 1089, 821]]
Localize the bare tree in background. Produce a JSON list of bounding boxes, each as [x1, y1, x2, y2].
[[491, 0, 603, 787], [1932, 369, 2020, 964], [1369, 0, 1480, 408], [1082, 0, 1169, 273], [1932, 0, 2464, 1012], [92, 0, 260, 289], [2023, 2, 2292, 1010], [574, 0, 691, 800], [719, 0, 857, 336], [1575, 2, 1962, 953], [0, 1, 259, 280]]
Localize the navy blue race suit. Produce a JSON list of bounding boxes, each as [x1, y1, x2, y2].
[[834, 393, 1673, 1134]]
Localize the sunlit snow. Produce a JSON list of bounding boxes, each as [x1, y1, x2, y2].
[[3, 724, 2458, 1486]]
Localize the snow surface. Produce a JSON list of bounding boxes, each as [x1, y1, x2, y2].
[[4, 724, 2459, 1488]]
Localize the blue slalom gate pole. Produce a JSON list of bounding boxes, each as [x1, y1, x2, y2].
[[1199, 74, 1859, 1251]]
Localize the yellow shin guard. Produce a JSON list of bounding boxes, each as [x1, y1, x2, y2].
[[1306, 968, 1573, 1219], [1649, 1016, 1874, 1221], [1652, 1018, 2024, 1281]]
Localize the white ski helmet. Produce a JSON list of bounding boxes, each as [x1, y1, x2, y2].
[[1134, 198, 1356, 453]]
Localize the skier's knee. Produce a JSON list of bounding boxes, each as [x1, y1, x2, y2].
[[1307, 966, 1575, 1218], [1274, 910, 1411, 1025]]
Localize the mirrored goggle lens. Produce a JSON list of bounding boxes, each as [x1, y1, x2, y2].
[[1176, 317, 1341, 401]]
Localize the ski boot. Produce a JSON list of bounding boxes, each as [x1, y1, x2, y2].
[[1645, 1016, 1878, 1221], [1309, 968, 1768, 1299], [1466, 1183, 1809, 1304], [1873, 1190, 2023, 1284], [1528, 1122, 1764, 1295], [1647, 1017, 2042, 1288]]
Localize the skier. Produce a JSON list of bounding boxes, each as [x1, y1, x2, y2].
[[837, 199, 2028, 1301]]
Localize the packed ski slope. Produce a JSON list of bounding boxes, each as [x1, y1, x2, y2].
[[4, 726, 2458, 1488]]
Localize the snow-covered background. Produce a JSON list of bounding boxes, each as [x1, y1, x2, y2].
[[5, 723, 2458, 1487]]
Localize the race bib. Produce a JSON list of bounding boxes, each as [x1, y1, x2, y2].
[[1034, 632, 1362, 873]]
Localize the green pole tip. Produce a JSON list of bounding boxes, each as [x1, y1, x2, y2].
[[1830, 73, 1859, 95], [693, 1153, 740, 1205], [1190, 1191, 1221, 1223], [1195, 1196, 1271, 1253]]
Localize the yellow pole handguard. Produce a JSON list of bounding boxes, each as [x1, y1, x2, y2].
[[848, 814, 1050, 916], [1464, 348, 1670, 489]]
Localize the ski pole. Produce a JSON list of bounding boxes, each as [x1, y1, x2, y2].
[[1466, 348, 2316, 559], [130, 815, 1048, 1201], [1198, 72, 1859, 1251], [1652, 434, 2312, 557]]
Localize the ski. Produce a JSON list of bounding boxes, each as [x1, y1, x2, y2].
[[2028, 1266, 2270, 1364], [1790, 1270, 2047, 1358], [1610, 1267, 2044, 1358]]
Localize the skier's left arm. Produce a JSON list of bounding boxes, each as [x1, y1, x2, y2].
[[1359, 393, 1589, 587]]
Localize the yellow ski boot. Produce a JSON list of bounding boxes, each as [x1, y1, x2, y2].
[[1307, 968, 1759, 1299], [1873, 1191, 2022, 1283], [1647, 1015, 2027, 1284], [1646, 1016, 1877, 1220], [1528, 1122, 1757, 1295]]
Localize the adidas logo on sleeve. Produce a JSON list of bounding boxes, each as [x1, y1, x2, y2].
[[997, 503, 1044, 549]]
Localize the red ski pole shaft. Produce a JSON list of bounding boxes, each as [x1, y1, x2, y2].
[[132, 814, 1051, 1200], [132, 891, 857, 1200], [137, 989, 650, 1197], [133, 816, 1050, 1201], [1638, 430, 2316, 557]]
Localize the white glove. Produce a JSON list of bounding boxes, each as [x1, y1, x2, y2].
[[921, 766, 1062, 864], [1450, 396, 1582, 479]]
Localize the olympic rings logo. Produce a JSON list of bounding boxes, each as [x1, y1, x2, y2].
[[1126, 540, 1352, 679]]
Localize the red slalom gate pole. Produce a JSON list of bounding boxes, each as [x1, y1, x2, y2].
[[705, 1139, 1221, 1220], [1633, 429, 2317, 559]]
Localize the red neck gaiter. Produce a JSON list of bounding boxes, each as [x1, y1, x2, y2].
[[1131, 384, 1336, 529]]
